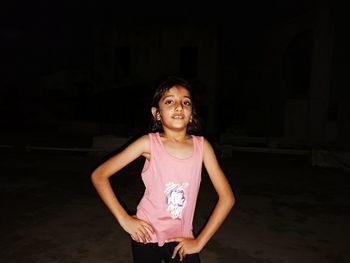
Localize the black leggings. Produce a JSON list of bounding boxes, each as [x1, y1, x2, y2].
[[131, 239, 201, 263]]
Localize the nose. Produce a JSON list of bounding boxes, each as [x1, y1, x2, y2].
[[175, 102, 183, 111]]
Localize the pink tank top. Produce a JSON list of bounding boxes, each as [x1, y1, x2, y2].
[[136, 132, 204, 246]]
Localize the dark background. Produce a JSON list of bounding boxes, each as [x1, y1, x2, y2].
[[0, 0, 349, 150], [1, 2, 350, 262]]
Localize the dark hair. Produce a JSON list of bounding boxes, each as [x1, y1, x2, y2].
[[149, 76, 201, 133]]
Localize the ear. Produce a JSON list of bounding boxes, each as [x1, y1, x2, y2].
[[151, 107, 159, 120]]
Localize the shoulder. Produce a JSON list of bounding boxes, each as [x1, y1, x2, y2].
[[93, 134, 151, 175], [202, 138, 222, 171], [191, 134, 205, 143], [202, 137, 212, 148], [132, 134, 150, 149], [118, 134, 150, 154], [202, 138, 217, 157], [131, 134, 151, 158], [190, 135, 210, 150], [114, 134, 151, 160]]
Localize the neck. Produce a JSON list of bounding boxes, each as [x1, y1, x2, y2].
[[161, 128, 189, 142]]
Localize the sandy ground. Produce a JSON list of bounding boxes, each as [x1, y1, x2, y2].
[[1, 149, 349, 263]]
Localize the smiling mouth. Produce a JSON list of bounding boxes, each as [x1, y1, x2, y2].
[[172, 115, 184, 119]]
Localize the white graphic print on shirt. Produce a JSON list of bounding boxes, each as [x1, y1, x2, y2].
[[164, 182, 189, 219]]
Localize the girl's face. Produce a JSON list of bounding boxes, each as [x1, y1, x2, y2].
[[152, 85, 193, 132]]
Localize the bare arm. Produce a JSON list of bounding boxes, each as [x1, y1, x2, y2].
[[91, 135, 154, 243], [170, 139, 235, 260], [195, 139, 235, 248]]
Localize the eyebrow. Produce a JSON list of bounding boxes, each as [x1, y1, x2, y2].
[[162, 95, 192, 100]]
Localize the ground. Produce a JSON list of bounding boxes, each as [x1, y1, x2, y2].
[[1, 149, 349, 263]]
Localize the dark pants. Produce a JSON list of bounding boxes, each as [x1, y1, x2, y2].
[[131, 239, 201, 263]]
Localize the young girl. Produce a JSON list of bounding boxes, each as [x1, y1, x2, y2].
[[91, 76, 235, 262]]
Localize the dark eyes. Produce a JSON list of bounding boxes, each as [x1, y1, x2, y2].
[[164, 100, 192, 106], [183, 101, 192, 106]]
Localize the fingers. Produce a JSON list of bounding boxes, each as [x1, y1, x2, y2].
[[171, 245, 186, 261], [138, 226, 151, 243], [172, 242, 184, 260], [136, 232, 147, 244], [131, 233, 141, 243], [131, 234, 141, 243], [142, 221, 155, 234], [132, 228, 146, 243], [171, 238, 194, 261], [129, 216, 154, 244], [179, 246, 185, 261]]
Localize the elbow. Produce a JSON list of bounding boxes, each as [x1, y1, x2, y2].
[[227, 195, 235, 210], [91, 165, 112, 185], [91, 171, 98, 185], [91, 169, 105, 185], [230, 195, 236, 209], [226, 191, 236, 210]]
